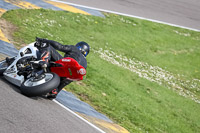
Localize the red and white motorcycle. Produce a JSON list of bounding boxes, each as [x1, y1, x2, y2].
[[0, 42, 86, 97]]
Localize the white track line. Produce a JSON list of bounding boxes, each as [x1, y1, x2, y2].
[[50, 0, 200, 32], [53, 99, 106, 133]]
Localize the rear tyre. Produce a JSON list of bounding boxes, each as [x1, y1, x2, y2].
[[20, 73, 60, 97], [0, 60, 8, 75]]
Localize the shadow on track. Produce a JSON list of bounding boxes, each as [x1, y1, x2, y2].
[[0, 76, 50, 101]]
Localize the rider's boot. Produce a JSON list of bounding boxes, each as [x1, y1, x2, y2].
[[46, 79, 72, 100], [46, 88, 58, 99]]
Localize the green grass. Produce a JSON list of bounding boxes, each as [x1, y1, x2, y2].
[[1, 9, 200, 133]]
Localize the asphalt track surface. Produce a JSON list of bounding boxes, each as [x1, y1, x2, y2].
[[0, 77, 101, 133], [60, 0, 200, 31]]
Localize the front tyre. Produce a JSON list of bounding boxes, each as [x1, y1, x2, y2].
[[0, 60, 8, 75], [20, 73, 60, 97]]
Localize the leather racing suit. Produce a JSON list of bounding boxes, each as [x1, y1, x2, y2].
[[37, 39, 87, 94]]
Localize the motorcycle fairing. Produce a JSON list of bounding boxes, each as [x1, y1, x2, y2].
[[50, 57, 86, 81], [3, 43, 38, 86]]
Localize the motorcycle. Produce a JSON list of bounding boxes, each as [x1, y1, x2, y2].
[[0, 42, 86, 97]]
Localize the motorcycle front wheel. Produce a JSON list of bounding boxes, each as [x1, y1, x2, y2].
[[0, 60, 8, 75], [20, 73, 60, 97]]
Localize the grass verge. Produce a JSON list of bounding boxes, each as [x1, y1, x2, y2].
[[1, 9, 200, 133]]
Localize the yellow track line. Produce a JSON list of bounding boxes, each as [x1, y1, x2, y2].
[[44, 0, 90, 15], [95, 121, 129, 133], [0, 8, 10, 43], [77, 112, 130, 133], [4, 0, 41, 9], [0, 8, 7, 17], [0, 29, 10, 43]]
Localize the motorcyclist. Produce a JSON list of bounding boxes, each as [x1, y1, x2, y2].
[[35, 37, 90, 99]]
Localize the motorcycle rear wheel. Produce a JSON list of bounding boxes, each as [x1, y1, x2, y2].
[[20, 73, 60, 97], [0, 60, 8, 75]]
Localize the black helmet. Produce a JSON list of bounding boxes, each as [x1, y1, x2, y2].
[[76, 41, 90, 57]]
